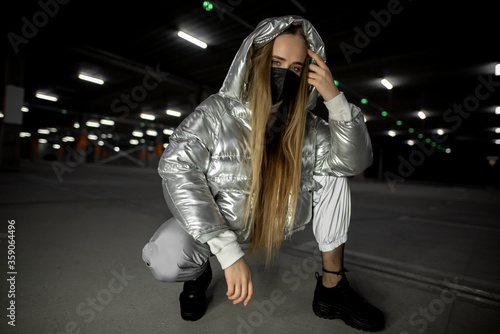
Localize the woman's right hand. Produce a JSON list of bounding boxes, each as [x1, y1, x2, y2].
[[224, 257, 253, 306]]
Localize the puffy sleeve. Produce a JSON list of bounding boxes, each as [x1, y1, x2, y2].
[[314, 92, 373, 176], [158, 100, 229, 243]]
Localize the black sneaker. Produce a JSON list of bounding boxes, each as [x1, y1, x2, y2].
[[313, 273, 384, 332], [179, 261, 212, 321]]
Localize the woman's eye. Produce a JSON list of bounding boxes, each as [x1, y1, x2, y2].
[[272, 60, 280, 66], [291, 66, 301, 72]]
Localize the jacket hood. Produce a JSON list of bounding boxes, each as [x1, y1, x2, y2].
[[218, 15, 327, 112]]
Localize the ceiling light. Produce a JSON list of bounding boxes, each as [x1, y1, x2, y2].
[[62, 136, 75, 142], [163, 129, 174, 135], [36, 92, 58, 102], [445, 148, 451, 154], [418, 111, 427, 119], [88, 134, 98, 140], [140, 113, 155, 121], [19, 132, 31, 138], [495, 128, 500, 134], [39, 138, 47, 144], [166, 109, 181, 117], [407, 140, 415, 146], [38, 128, 50, 134], [130, 139, 139, 145], [52, 144, 61, 150], [132, 131, 144, 137], [177, 31, 207, 49], [146, 129, 158, 136], [74, 122, 80, 129], [496, 63, 500, 76], [437, 129, 444, 135], [78, 73, 104, 85], [0, 112, 3, 118], [21, 106, 29, 112], [100, 119, 115, 126], [114, 147, 120, 152], [495, 139, 500, 145], [388, 130, 396, 137], [163, 143, 169, 148], [496, 106, 500, 114], [86, 120, 100, 128], [380, 78, 393, 90], [98, 141, 104, 146]]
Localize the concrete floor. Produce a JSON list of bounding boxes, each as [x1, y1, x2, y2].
[[1, 160, 499, 334]]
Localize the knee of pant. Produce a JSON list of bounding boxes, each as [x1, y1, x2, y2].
[[142, 242, 181, 282]]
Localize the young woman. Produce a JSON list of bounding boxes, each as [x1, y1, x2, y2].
[[142, 16, 384, 332]]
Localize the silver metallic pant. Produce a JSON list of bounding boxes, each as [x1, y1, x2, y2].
[[142, 175, 351, 282]]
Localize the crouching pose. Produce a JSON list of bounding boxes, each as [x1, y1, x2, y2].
[[143, 15, 384, 332]]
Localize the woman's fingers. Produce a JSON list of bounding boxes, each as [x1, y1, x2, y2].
[[244, 280, 254, 306]]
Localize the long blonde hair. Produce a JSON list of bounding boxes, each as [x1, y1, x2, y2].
[[244, 25, 311, 265]]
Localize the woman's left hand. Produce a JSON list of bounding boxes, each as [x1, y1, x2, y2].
[[307, 49, 340, 102]]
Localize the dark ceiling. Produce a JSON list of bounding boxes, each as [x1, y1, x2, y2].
[[3, 0, 500, 185]]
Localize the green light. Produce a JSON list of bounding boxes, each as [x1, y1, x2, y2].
[[437, 145, 441, 149], [418, 133, 423, 139], [334, 80, 339, 86], [431, 142, 437, 147], [361, 98, 368, 105], [61, 109, 68, 114], [396, 120, 402, 126], [381, 111, 388, 117], [203, 1, 213, 11], [140, 122, 145, 127], [425, 138, 431, 143], [408, 128, 414, 133]]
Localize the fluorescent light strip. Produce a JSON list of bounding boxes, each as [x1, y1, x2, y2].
[[140, 113, 156, 121], [177, 31, 207, 49], [166, 109, 181, 117], [418, 111, 427, 119], [163, 129, 174, 135], [78, 73, 104, 85], [496, 63, 500, 76], [86, 120, 100, 128], [100, 119, 115, 126], [36, 92, 58, 102], [380, 78, 393, 90], [38, 129, 50, 134]]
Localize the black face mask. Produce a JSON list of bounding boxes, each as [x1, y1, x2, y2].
[[270, 67, 301, 104]]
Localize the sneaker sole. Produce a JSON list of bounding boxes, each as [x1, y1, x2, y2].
[[313, 300, 384, 332]]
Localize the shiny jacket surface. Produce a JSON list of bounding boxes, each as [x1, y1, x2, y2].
[[158, 16, 372, 244]]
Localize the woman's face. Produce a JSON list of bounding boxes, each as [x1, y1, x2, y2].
[[271, 33, 307, 77]]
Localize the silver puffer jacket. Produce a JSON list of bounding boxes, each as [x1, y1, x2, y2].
[[158, 16, 372, 244]]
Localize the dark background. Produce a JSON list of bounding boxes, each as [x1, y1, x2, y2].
[[3, 0, 499, 186]]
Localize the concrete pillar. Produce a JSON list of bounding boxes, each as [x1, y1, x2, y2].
[[1, 52, 25, 171]]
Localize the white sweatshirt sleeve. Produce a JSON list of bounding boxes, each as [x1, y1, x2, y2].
[[323, 91, 360, 121], [207, 230, 245, 270]]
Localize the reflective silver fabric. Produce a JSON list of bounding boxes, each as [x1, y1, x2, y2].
[[158, 15, 372, 244]]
